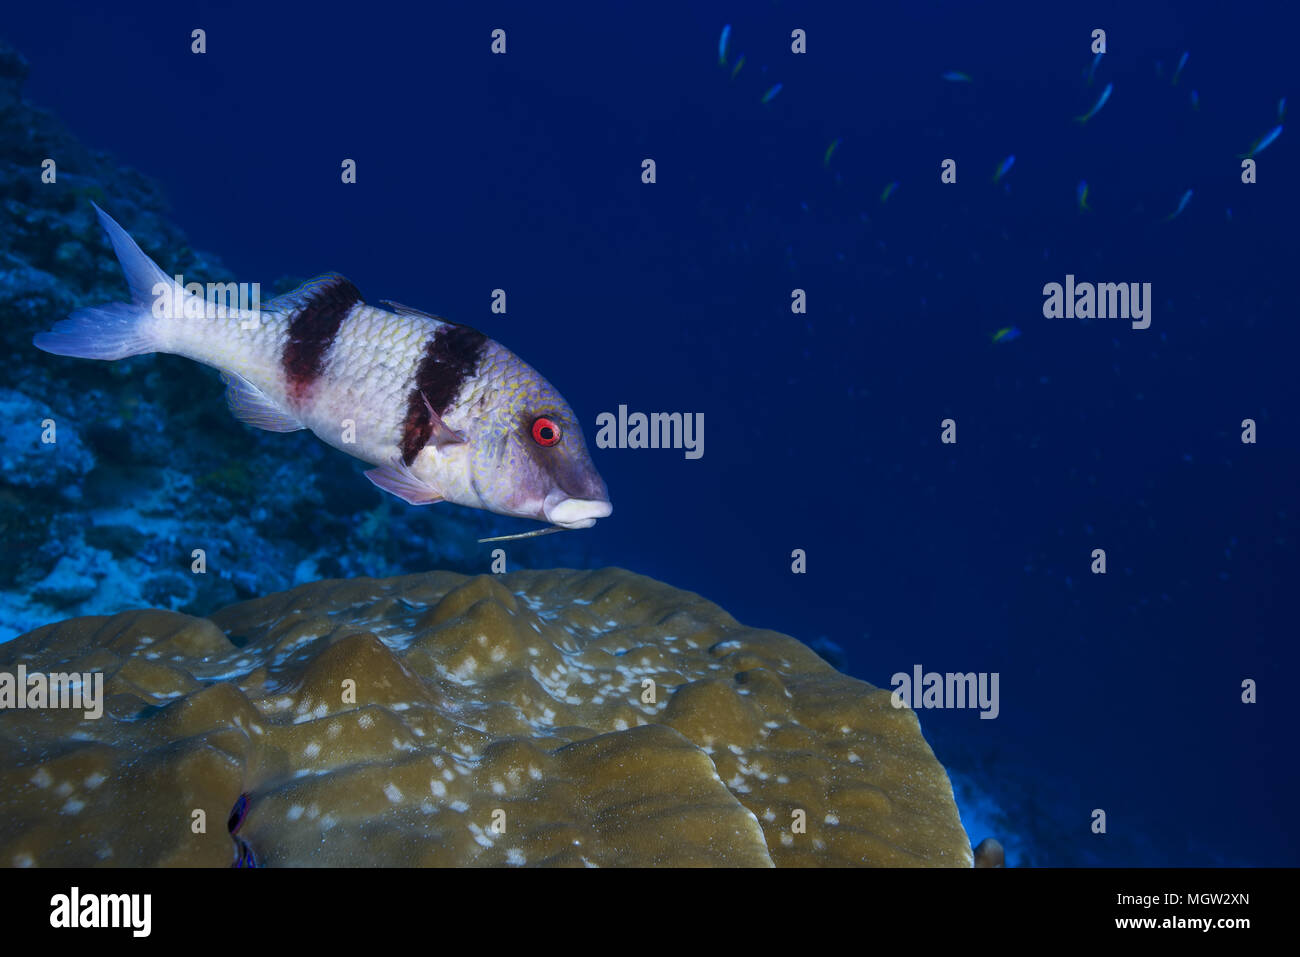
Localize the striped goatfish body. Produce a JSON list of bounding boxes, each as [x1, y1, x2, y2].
[[35, 204, 612, 540]]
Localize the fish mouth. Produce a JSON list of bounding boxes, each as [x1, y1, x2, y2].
[[543, 496, 613, 529]]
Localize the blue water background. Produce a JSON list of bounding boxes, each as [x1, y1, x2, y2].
[[5, 0, 1298, 865]]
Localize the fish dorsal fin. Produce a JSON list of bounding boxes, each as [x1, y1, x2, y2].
[[380, 300, 444, 321], [220, 371, 305, 432], [262, 273, 362, 314]]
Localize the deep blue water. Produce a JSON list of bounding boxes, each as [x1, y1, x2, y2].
[[5, 0, 1297, 865]]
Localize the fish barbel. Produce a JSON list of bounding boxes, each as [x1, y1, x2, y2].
[[34, 204, 612, 540]]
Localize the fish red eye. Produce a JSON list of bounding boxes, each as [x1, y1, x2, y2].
[[531, 416, 561, 447]]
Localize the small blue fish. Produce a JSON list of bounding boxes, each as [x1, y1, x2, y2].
[[731, 54, 746, 79], [1239, 124, 1283, 158], [1171, 51, 1189, 85], [718, 24, 731, 66], [992, 326, 1021, 343], [1076, 180, 1090, 211], [1085, 51, 1103, 85], [761, 83, 783, 104], [233, 835, 257, 868], [1190, 89, 1200, 111], [1075, 82, 1113, 123], [992, 154, 1015, 183], [880, 181, 899, 203], [1279, 97, 1287, 120], [227, 793, 250, 834], [1163, 188, 1193, 222], [823, 138, 842, 168], [941, 71, 972, 83]]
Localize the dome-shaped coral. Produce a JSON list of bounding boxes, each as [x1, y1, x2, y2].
[[0, 568, 971, 867]]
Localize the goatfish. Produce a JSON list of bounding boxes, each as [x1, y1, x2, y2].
[[1238, 124, 1283, 158], [1076, 180, 1091, 211], [1075, 82, 1112, 123], [34, 204, 613, 542], [1163, 188, 1193, 222], [761, 83, 783, 104], [992, 154, 1015, 183], [718, 24, 731, 65], [991, 326, 1021, 344], [1171, 51, 1189, 85]]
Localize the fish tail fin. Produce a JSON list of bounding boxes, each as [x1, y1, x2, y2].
[[89, 202, 177, 309], [33, 203, 182, 360], [34, 302, 156, 360]]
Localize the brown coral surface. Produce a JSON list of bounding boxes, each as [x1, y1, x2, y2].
[[0, 568, 972, 867]]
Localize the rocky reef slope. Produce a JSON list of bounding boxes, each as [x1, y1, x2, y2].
[[0, 568, 972, 867]]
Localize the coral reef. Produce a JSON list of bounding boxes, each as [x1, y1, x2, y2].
[[0, 568, 972, 867], [0, 37, 594, 641]]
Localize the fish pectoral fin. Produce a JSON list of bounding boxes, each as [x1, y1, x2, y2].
[[420, 391, 467, 448], [220, 371, 305, 432], [364, 460, 445, 506]]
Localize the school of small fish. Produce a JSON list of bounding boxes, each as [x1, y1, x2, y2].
[[711, 21, 1286, 286]]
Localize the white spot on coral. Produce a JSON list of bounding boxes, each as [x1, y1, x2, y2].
[[30, 769, 51, 789], [84, 772, 106, 789], [431, 780, 446, 797], [824, 814, 839, 825], [506, 848, 526, 866], [287, 805, 305, 821], [304, 742, 321, 758], [384, 783, 403, 803], [61, 798, 85, 815]]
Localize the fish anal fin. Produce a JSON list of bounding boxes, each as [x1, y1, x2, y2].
[[364, 460, 445, 506], [220, 371, 305, 432]]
